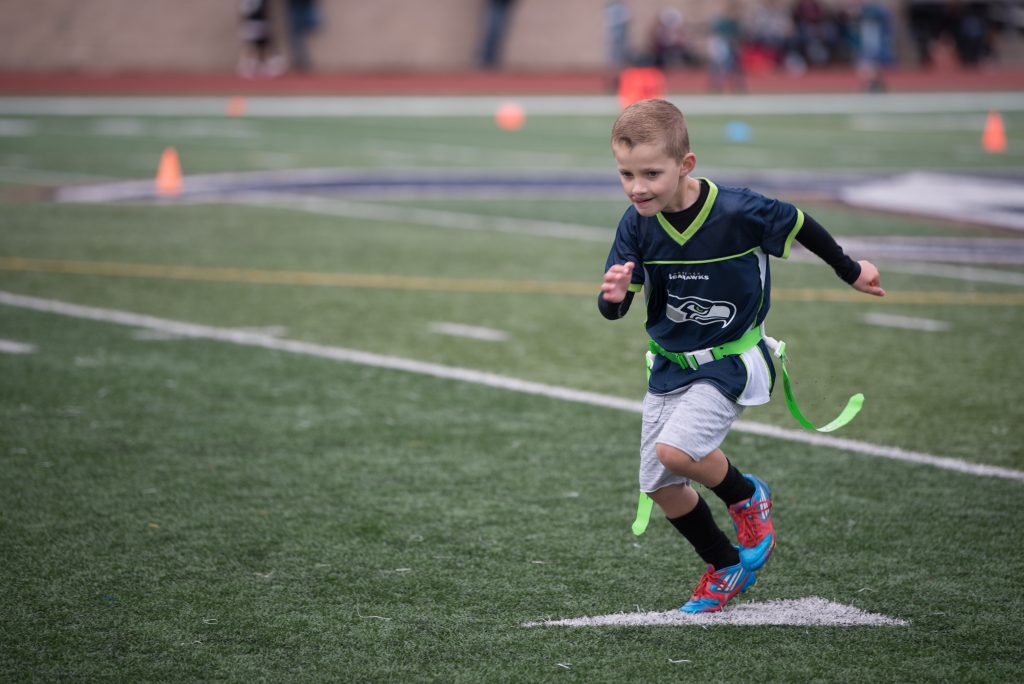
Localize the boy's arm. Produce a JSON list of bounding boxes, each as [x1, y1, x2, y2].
[[598, 261, 636, 319], [796, 214, 885, 297]]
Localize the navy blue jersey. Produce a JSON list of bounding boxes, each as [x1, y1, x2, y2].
[[604, 179, 804, 399]]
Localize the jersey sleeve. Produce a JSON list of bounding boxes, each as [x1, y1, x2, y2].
[[756, 194, 805, 259], [603, 210, 645, 292]]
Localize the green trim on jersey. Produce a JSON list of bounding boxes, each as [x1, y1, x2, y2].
[[645, 245, 759, 266], [628, 283, 643, 293], [655, 178, 719, 248], [781, 208, 805, 259]]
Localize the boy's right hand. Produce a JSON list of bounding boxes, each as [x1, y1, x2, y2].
[[852, 260, 886, 297], [601, 261, 635, 302]]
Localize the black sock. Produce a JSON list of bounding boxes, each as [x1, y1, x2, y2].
[[710, 462, 755, 507], [667, 496, 740, 570]]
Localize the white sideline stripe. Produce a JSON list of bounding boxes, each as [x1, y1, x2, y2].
[[2, 289, 1022, 482], [429, 322, 510, 342], [863, 312, 952, 332], [523, 597, 909, 628], [3, 93, 1024, 117], [0, 339, 36, 354]]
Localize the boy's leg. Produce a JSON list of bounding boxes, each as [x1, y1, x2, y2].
[[653, 383, 775, 570], [649, 484, 757, 614], [655, 443, 775, 569], [649, 484, 738, 570], [639, 384, 759, 612], [656, 444, 755, 506]]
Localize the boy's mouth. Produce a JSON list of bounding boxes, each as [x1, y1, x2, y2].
[[632, 195, 655, 208]]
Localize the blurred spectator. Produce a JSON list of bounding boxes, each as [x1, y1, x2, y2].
[[943, 0, 993, 65], [906, 0, 945, 65], [792, 0, 837, 66], [707, 0, 746, 92], [606, 1, 633, 71], [747, 0, 798, 72], [238, 0, 285, 77], [853, 1, 894, 90], [287, 0, 321, 72], [906, 0, 996, 67], [605, 0, 632, 91], [479, 0, 518, 69], [649, 8, 700, 69]]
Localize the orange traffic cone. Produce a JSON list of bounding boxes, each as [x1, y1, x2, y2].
[[155, 147, 182, 197], [226, 96, 247, 117], [617, 67, 666, 109], [982, 111, 1007, 154]]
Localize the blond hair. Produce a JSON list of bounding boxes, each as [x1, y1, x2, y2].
[[611, 99, 690, 161]]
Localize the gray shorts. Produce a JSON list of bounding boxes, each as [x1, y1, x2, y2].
[[639, 382, 744, 493]]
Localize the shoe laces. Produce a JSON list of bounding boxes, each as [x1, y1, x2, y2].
[[691, 566, 730, 598], [733, 498, 772, 542]]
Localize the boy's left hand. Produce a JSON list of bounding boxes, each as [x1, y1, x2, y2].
[[852, 260, 885, 297]]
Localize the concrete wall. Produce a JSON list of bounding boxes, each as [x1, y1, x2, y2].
[[0, 0, 1012, 73], [0, 0, 628, 72]]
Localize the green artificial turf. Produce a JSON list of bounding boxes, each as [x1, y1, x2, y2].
[[1, 103, 1022, 681]]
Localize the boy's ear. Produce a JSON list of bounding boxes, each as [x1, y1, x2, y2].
[[680, 152, 697, 175]]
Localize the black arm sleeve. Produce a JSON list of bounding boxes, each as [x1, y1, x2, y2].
[[795, 213, 862, 284], [598, 291, 635, 320]]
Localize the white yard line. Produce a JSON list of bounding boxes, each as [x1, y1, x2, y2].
[[863, 312, 952, 332], [429, 322, 510, 342], [0, 339, 36, 354], [1, 289, 1022, 482], [523, 597, 909, 628]]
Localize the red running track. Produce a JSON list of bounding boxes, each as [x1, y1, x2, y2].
[[1, 67, 1023, 96]]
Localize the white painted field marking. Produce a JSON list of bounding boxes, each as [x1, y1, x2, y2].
[[1, 289, 1022, 482], [523, 597, 908, 628], [864, 312, 951, 332], [0, 339, 36, 354], [429, 322, 509, 342], [3, 93, 1023, 118], [232, 193, 612, 242], [0, 119, 35, 136], [841, 172, 1024, 232]]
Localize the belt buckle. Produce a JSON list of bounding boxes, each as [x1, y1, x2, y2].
[[687, 349, 716, 368]]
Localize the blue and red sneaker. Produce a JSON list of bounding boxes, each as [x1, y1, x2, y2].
[[728, 474, 775, 570], [679, 561, 757, 613]]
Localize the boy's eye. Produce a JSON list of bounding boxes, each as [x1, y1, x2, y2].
[[646, 172, 660, 178]]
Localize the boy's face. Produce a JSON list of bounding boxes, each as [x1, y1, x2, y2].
[[612, 141, 695, 216]]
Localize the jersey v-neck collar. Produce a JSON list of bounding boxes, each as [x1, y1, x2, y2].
[[655, 178, 717, 248]]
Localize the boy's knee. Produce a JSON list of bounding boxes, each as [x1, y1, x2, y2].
[[656, 442, 695, 472]]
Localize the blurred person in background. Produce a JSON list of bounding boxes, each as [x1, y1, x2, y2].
[[287, 0, 321, 72], [848, 0, 894, 90], [748, 0, 800, 73], [707, 0, 746, 92], [649, 7, 701, 69], [791, 0, 836, 66], [942, 0, 994, 66], [906, 0, 995, 68], [479, 0, 518, 68], [606, 0, 633, 89], [238, 0, 286, 77]]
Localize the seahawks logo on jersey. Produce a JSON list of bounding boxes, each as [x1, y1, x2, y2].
[[666, 295, 736, 328]]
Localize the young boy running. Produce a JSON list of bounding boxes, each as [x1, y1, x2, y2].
[[599, 99, 884, 613]]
